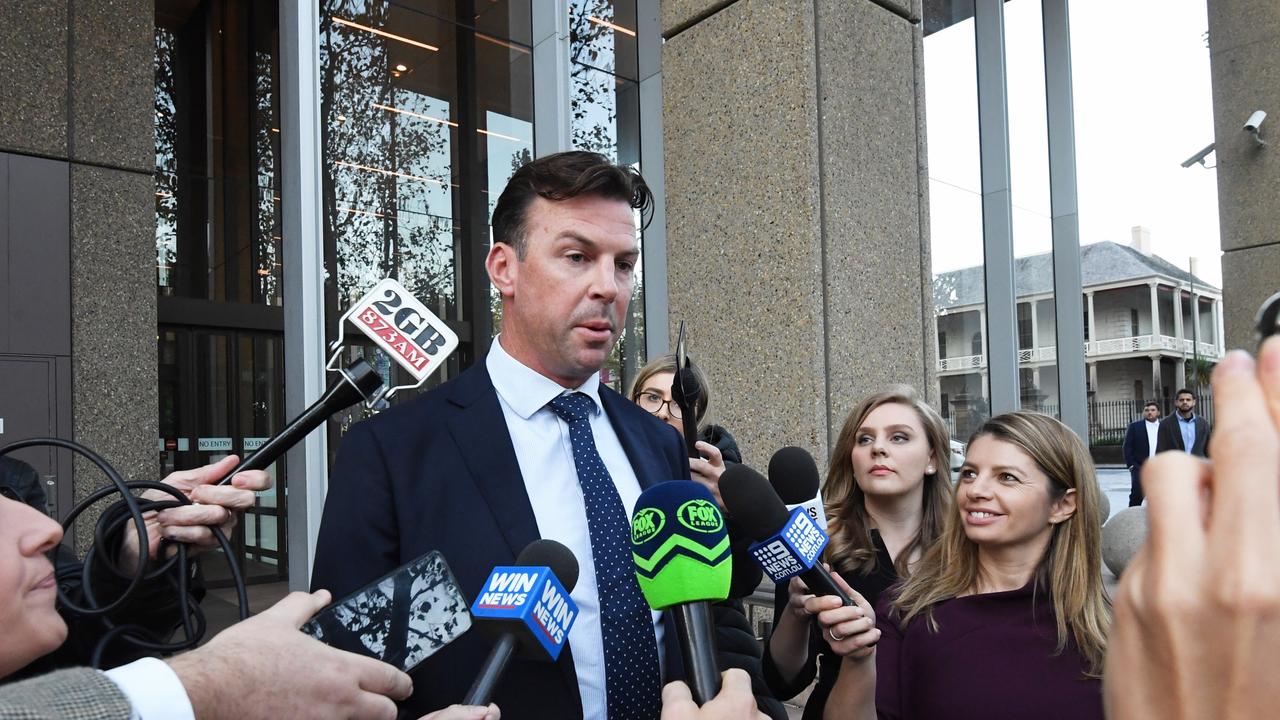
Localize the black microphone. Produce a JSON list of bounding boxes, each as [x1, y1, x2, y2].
[[463, 540, 581, 706], [768, 446, 827, 527], [720, 464, 852, 607]]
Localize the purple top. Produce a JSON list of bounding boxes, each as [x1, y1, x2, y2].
[[873, 582, 1103, 720]]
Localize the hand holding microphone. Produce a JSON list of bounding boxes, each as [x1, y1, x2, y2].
[[631, 481, 733, 705]]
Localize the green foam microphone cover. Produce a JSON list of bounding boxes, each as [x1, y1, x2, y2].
[[630, 480, 732, 609]]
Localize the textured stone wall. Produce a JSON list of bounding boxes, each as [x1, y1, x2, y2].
[[1207, 0, 1280, 351], [662, 0, 936, 470]]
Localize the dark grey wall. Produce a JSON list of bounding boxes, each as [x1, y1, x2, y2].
[[0, 2, 156, 549]]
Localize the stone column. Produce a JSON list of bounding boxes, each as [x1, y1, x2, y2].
[[663, 0, 937, 458], [1086, 291, 1096, 349], [1206, 0, 1280, 351], [1088, 361, 1097, 394], [979, 308, 989, 362], [1030, 299, 1040, 352], [1173, 288, 1184, 345], [1151, 355, 1162, 400]]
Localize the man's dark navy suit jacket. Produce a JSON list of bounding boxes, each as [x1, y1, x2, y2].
[[312, 360, 692, 718]]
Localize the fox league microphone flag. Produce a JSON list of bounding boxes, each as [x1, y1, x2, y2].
[[471, 566, 577, 660]]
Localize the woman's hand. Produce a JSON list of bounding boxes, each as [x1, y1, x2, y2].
[[119, 455, 272, 566], [807, 571, 879, 661], [690, 441, 726, 509]]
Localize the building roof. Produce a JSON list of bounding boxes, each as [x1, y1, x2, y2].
[[933, 241, 1220, 310]]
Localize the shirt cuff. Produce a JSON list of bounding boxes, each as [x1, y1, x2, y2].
[[105, 657, 196, 720]]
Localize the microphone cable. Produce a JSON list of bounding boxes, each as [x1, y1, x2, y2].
[[0, 357, 383, 668]]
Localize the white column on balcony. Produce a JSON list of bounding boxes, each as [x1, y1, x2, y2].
[[1214, 298, 1225, 355], [1086, 291, 1096, 351], [1191, 291, 1202, 351], [978, 308, 988, 362], [1030, 299, 1040, 352], [1173, 288, 1184, 344], [1087, 361, 1097, 393], [1149, 282, 1160, 338], [1151, 355, 1162, 398]]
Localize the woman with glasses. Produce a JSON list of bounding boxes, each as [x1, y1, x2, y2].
[[628, 354, 738, 508]]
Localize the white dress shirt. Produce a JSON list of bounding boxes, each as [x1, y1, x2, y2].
[[486, 336, 665, 719], [104, 657, 194, 720], [1145, 419, 1159, 458]]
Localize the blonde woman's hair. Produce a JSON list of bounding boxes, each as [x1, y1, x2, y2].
[[891, 410, 1111, 676], [627, 354, 711, 424], [823, 386, 952, 579]]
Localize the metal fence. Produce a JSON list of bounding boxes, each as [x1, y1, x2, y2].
[[944, 394, 1214, 447]]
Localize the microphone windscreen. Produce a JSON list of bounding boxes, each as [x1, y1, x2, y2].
[[517, 539, 580, 593], [768, 446, 821, 504], [631, 481, 731, 609], [720, 464, 790, 540]]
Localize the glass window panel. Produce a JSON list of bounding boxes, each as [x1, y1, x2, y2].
[[259, 515, 278, 552], [569, 0, 638, 81], [924, 0, 990, 442]]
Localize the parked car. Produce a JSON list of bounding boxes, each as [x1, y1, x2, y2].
[[949, 438, 966, 481]]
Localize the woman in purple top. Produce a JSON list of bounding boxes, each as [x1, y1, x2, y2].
[[813, 411, 1110, 720]]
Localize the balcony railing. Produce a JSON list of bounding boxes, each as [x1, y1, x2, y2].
[[937, 353, 986, 372], [937, 334, 1221, 373]]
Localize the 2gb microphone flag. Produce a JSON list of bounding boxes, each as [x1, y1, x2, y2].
[[471, 566, 578, 660], [340, 278, 459, 384], [748, 507, 829, 583]]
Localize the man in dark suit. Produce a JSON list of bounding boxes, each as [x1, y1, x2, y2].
[[1122, 401, 1161, 506], [1156, 388, 1211, 457], [312, 152, 782, 719]]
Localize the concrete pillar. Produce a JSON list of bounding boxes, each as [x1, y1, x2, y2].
[[1088, 361, 1097, 393], [1215, 298, 1226, 354], [1173, 288, 1184, 344], [1151, 355, 1162, 399], [662, 0, 934, 458], [1030, 299, 1040, 351], [1206, 0, 1280, 351], [979, 308, 989, 361]]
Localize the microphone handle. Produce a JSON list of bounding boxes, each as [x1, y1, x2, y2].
[[462, 633, 518, 706], [799, 563, 853, 607], [216, 358, 381, 485], [670, 602, 721, 705]]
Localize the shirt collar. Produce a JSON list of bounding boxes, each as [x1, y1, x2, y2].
[[1178, 413, 1197, 423], [1145, 419, 1159, 426], [486, 334, 603, 420]]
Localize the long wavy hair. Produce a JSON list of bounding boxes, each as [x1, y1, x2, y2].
[[823, 386, 951, 579], [891, 411, 1111, 676]]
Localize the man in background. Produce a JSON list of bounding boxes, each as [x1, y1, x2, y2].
[[1155, 388, 1210, 457], [1122, 401, 1161, 506]]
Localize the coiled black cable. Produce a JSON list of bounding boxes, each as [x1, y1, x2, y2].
[[0, 436, 246, 667], [0, 357, 382, 668]]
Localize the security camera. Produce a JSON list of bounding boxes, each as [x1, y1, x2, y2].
[[1244, 110, 1267, 133], [1181, 142, 1216, 168]]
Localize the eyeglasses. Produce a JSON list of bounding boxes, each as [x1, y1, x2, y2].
[[636, 392, 682, 419]]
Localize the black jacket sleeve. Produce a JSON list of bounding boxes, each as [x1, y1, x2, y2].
[[713, 598, 788, 720]]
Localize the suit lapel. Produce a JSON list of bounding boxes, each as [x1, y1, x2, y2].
[[444, 363, 541, 559], [600, 388, 666, 491]]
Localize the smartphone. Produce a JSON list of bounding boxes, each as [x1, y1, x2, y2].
[[302, 550, 472, 673]]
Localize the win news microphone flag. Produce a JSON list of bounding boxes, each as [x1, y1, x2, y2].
[[720, 464, 853, 607], [630, 480, 731, 705], [463, 539, 580, 706]]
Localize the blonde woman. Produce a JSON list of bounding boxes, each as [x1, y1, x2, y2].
[[763, 387, 952, 720], [817, 411, 1110, 720]]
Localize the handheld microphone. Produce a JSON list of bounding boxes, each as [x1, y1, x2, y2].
[[631, 481, 731, 705], [769, 446, 827, 528], [720, 465, 852, 607], [219, 278, 459, 485], [463, 539, 580, 706]]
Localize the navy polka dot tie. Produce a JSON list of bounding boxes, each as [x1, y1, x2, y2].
[[547, 392, 662, 720]]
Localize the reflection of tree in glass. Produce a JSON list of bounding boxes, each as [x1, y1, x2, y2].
[[569, 0, 619, 158], [320, 1, 456, 317], [254, 50, 281, 305], [154, 27, 179, 290]]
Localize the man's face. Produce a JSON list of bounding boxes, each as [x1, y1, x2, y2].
[[1176, 393, 1196, 414], [487, 194, 638, 387], [1144, 405, 1160, 422]]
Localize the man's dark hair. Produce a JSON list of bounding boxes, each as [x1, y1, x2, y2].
[[1176, 388, 1196, 399], [1144, 401, 1160, 410], [490, 151, 653, 258]]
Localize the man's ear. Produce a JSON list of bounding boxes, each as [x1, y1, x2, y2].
[[1049, 488, 1077, 525], [486, 242, 518, 299]]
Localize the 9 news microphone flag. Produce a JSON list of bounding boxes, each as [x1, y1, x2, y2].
[[631, 480, 731, 705]]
